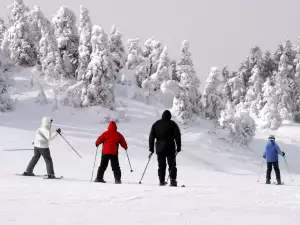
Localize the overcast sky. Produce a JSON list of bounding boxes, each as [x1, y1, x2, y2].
[[1, 0, 300, 88]]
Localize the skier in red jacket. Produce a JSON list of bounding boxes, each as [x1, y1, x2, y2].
[[94, 121, 128, 184]]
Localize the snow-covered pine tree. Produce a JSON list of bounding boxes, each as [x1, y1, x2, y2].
[[226, 71, 245, 105], [261, 51, 276, 81], [52, 6, 79, 78], [135, 61, 149, 88], [0, 70, 13, 112], [259, 78, 282, 129], [7, 0, 38, 66], [77, 5, 92, 81], [8, 17, 38, 66], [0, 18, 7, 46], [170, 60, 179, 82], [172, 40, 201, 120], [145, 45, 170, 91], [274, 53, 293, 120], [37, 7, 65, 81], [202, 67, 222, 119], [108, 25, 127, 80], [8, 0, 29, 26], [219, 101, 256, 146], [81, 26, 115, 108], [293, 38, 300, 122], [140, 37, 163, 79], [221, 66, 231, 82], [172, 91, 192, 122], [126, 38, 143, 70], [250, 46, 263, 68], [27, 5, 44, 61], [244, 65, 263, 116]]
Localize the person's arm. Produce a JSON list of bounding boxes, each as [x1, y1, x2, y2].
[[174, 122, 181, 152], [276, 144, 285, 157], [149, 123, 156, 153], [119, 133, 128, 150], [96, 132, 106, 147], [50, 131, 59, 141], [39, 128, 50, 141], [263, 146, 266, 158]]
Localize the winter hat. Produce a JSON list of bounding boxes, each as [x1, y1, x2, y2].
[[268, 135, 275, 140], [162, 110, 172, 121]]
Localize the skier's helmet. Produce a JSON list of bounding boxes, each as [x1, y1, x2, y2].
[[268, 135, 275, 140]]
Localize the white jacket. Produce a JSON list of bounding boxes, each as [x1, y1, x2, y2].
[[33, 117, 58, 148]]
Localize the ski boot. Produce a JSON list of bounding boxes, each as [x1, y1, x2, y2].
[[115, 179, 122, 184], [266, 179, 271, 184], [47, 174, 56, 179], [170, 179, 177, 187], [170, 180, 177, 187], [276, 179, 282, 185], [22, 172, 35, 176], [94, 178, 106, 183], [159, 180, 167, 186]]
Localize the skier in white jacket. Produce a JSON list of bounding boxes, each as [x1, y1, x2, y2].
[[23, 117, 61, 178]]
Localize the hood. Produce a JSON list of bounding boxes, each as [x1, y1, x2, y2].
[[267, 140, 276, 146], [108, 121, 117, 132], [41, 117, 52, 128], [162, 110, 172, 121]]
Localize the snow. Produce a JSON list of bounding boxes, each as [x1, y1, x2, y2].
[[1, 69, 300, 225]]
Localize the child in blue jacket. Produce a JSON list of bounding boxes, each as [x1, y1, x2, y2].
[[263, 135, 285, 184]]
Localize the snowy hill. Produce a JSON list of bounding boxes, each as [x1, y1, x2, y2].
[[1, 69, 300, 225]]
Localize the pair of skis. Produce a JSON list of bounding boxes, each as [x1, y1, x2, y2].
[[15, 174, 63, 179], [15, 174, 185, 187]]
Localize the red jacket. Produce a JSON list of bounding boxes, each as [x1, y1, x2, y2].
[[95, 121, 128, 155]]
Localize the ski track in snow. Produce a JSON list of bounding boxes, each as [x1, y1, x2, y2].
[[1, 70, 300, 224]]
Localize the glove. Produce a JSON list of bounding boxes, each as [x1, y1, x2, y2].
[[149, 152, 153, 158], [263, 155, 266, 159], [282, 152, 285, 157], [56, 128, 61, 134], [32, 141, 34, 145], [176, 148, 181, 153], [95, 143, 99, 148]]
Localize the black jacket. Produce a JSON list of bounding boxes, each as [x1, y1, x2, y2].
[[149, 110, 181, 154]]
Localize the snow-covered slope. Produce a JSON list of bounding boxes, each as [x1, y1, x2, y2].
[[1, 69, 300, 225]]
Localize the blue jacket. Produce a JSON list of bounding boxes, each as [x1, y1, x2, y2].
[[263, 140, 283, 162]]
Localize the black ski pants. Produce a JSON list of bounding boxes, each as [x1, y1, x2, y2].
[[26, 147, 55, 175], [266, 161, 281, 181], [157, 152, 177, 182], [96, 154, 121, 181]]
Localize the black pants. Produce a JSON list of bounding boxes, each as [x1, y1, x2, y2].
[[157, 152, 177, 182], [266, 161, 281, 181], [96, 154, 121, 181], [26, 147, 55, 175]]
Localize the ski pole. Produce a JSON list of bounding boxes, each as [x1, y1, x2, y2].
[[3, 149, 33, 151], [91, 147, 98, 181], [283, 157, 293, 182], [125, 150, 133, 172], [58, 133, 83, 159], [257, 160, 265, 183], [166, 151, 178, 183], [139, 153, 153, 184]]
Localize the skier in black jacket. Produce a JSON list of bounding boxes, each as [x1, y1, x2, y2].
[[149, 110, 181, 186]]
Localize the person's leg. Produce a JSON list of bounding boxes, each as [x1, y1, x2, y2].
[[25, 147, 41, 175], [95, 154, 109, 182], [273, 161, 281, 184], [40, 148, 55, 177], [110, 155, 121, 183], [157, 153, 167, 185], [167, 153, 177, 186], [266, 162, 272, 184]]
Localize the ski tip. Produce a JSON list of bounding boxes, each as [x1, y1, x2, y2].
[[181, 185, 185, 187]]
